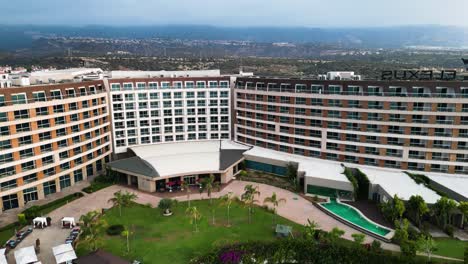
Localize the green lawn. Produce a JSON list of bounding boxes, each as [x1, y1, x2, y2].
[[76, 200, 304, 264], [434, 238, 468, 259]]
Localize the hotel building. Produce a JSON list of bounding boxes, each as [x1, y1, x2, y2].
[[107, 77, 232, 154], [0, 81, 112, 211], [234, 77, 468, 175]]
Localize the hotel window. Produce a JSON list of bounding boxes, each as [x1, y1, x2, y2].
[[208, 81, 218, 88], [66, 89, 76, 98], [23, 173, 37, 184], [123, 83, 133, 90], [148, 82, 158, 89], [19, 148, 34, 159], [111, 83, 121, 91], [197, 81, 206, 88], [0, 112, 6, 122], [14, 109, 29, 119], [138, 93, 148, 100], [367, 86, 382, 96], [136, 83, 146, 89], [50, 90, 62, 100], [21, 160, 35, 171], [1, 179, 17, 191], [0, 153, 13, 164], [161, 82, 170, 89], [18, 135, 32, 145], [327, 85, 341, 94], [42, 155, 54, 165], [43, 180, 57, 196], [185, 81, 194, 88], [124, 94, 134, 101], [311, 85, 322, 94], [33, 91, 47, 102], [0, 95, 5, 106], [220, 91, 229, 98], [0, 140, 11, 150], [220, 81, 229, 88], [12, 93, 27, 104], [59, 175, 71, 189], [2, 194, 19, 210], [173, 82, 182, 88], [311, 98, 322, 106], [198, 100, 206, 106]]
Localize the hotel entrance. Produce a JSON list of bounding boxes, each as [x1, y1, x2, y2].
[[183, 175, 197, 185]]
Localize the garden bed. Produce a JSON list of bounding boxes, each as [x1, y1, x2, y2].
[[239, 170, 298, 192]]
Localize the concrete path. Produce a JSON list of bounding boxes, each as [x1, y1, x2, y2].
[[8, 180, 466, 263]]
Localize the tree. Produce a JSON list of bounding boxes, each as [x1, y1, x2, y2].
[[241, 185, 260, 224], [432, 197, 457, 229], [304, 219, 320, 240], [328, 227, 345, 243], [79, 210, 99, 230], [351, 233, 366, 245], [286, 162, 299, 190], [108, 191, 137, 217], [121, 227, 131, 253], [393, 195, 406, 223], [393, 218, 410, 244], [80, 212, 108, 251], [407, 195, 429, 228], [238, 170, 248, 181], [186, 206, 202, 232], [458, 201, 468, 226], [220, 192, 236, 227], [417, 235, 437, 262], [263, 192, 286, 224], [201, 174, 220, 205], [181, 181, 191, 208]]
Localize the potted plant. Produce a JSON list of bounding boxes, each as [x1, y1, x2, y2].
[[158, 198, 173, 216]]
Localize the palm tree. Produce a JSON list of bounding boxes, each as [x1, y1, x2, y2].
[[241, 185, 260, 224], [108, 191, 137, 217], [304, 219, 320, 240], [79, 210, 99, 230], [81, 216, 108, 251], [108, 191, 125, 217], [122, 191, 138, 206], [181, 181, 191, 207], [263, 192, 286, 224], [186, 206, 202, 232], [220, 192, 236, 227], [121, 226, 131, 253], [202, 174, 220, 205]]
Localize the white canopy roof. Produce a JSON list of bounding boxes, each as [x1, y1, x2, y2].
[[359, 166, 440, 204], [244, 147, 350, 183], [422, 172, 468, 199], [0, 248, 6, 264], [33, 217, 47, 227], [61, 217, 75, 225], [53, 244, 77, 264], [14, 246, 38, 264], [130, 140, 247, 177]]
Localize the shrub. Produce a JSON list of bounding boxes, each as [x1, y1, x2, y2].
[[106, 224, 125, 236], [407, 226, 421, 241], [18, 214, 27, 226], [158, 198, 173, 211], [444, 224, 454, 237], [370, 240, 382, 253]]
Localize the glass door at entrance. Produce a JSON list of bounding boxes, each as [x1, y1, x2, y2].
[[183, 176, 196, 185]]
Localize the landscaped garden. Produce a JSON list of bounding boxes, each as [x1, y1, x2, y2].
[[76, 199, 304, 263]]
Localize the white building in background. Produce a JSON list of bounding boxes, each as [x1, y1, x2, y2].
[[29, 68, 104, 84], [109, 70, 221, 79], [106, 76, 232, 154], [318, 71, 362, 80], [0, 72, 12, 88]]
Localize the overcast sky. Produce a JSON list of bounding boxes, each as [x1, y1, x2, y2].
[[2, 0, 468, 27]]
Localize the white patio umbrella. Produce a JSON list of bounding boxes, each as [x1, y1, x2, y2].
[[0, 248, 7, 264], [14, 246, 38, 264], [52, 244, 77, 264]]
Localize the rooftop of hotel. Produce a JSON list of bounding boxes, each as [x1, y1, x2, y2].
[[357, 166, 441, 204], [108, 140, 250, 178]]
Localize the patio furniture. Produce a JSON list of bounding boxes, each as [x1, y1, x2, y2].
[[275, 224, 292, 238]]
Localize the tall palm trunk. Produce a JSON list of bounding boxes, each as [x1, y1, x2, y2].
[[227, 206, 230, 226]]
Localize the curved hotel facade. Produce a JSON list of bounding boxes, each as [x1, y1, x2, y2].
[[234, 77, 468, 175], [0, 81, 112, 211]]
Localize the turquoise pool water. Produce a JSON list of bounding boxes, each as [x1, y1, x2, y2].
[[321, 199, 391, 236]]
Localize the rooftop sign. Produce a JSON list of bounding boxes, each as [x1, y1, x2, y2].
[[381, 70, 456, 81]]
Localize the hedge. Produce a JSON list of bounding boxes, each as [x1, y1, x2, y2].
[[190, 239, 431, 264], [22, 192, 84, 220]]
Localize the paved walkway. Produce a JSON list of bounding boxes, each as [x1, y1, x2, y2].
[[6, 180, 465, 263]]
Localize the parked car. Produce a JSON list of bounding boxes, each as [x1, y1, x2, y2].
[[5, 240, 17, 249]]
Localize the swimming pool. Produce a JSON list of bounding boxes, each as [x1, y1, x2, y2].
[[320, 198, 391, 237]]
